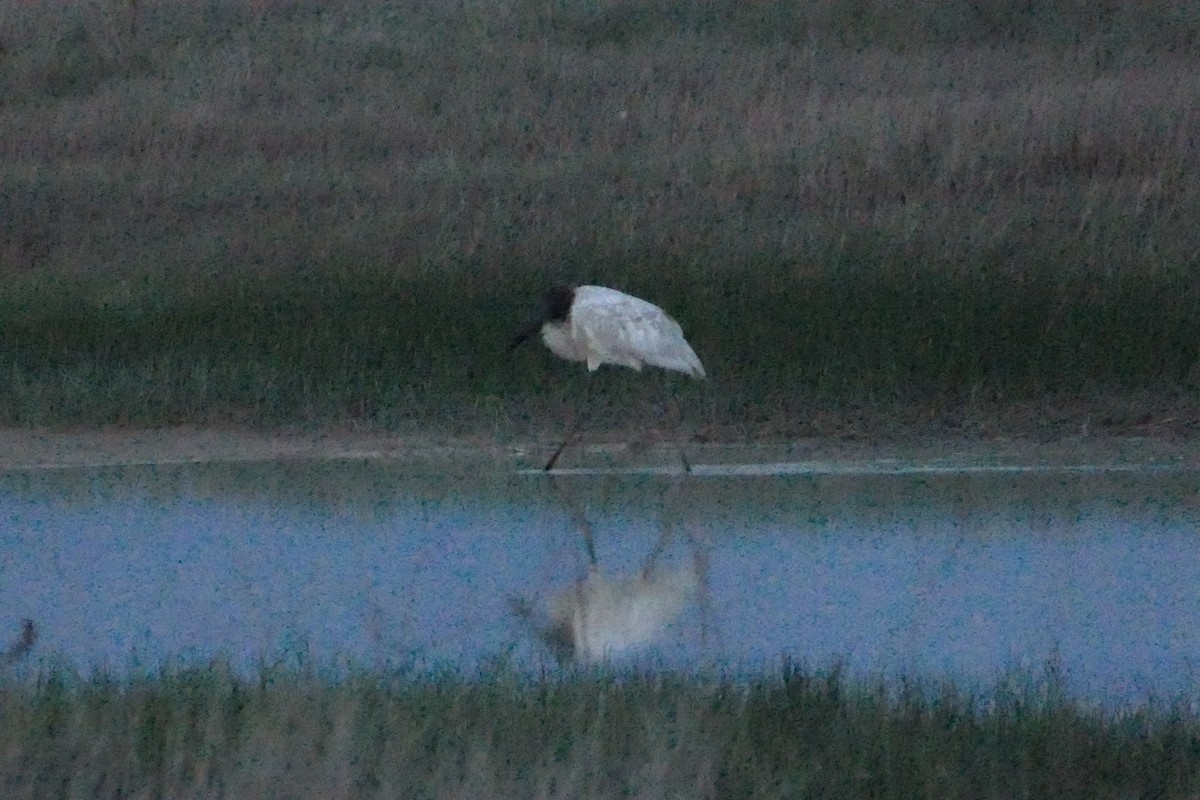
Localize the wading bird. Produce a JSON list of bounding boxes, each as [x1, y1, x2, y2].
[[509, 284, 706, 471]]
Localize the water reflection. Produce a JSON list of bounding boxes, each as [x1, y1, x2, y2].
[[510, 477, 708, 664], [0, 460, 1197, 703]]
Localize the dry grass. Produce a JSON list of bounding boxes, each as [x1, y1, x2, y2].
[[2, 660, 1198, 799], [0, 0, 1197, 433]]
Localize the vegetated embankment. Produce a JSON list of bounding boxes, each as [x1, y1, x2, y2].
[[2, 0, 1198, 439]]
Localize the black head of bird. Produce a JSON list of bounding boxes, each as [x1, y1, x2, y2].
[[509, 284, 575, 353]]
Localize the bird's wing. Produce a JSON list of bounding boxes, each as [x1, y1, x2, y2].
[[571, 292, 668, 371], [572, 289, 706, 378]]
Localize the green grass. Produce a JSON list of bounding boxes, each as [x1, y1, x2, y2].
[[2, 660, 1198, 799], [1, 0, 1198, 436]]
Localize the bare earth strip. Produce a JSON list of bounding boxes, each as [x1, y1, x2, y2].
[[0, 427, 1194, 473]]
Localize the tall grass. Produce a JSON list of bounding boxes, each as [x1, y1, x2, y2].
[[2, 660, 1198, 799], [1, 0, 1198, 434]]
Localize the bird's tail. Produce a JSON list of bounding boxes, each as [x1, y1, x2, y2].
[[655, 345, 706, 379]]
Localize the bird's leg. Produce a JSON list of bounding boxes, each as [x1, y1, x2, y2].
[[549, 473, 599, 567], [661, 373, 692, 474], [666, 488, 714, 656], [640, 477, 681, 577], [693, 532, 712, 653], [543, 421, 579, 472], [544, 372, 594, 471]]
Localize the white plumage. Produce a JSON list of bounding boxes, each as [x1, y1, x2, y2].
[[536, 562, 700, 665], [510, 284, 706, 471], [512, 285, 706, 379]]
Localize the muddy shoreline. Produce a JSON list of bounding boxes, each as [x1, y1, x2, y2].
[[0, 426, 1194, 472]]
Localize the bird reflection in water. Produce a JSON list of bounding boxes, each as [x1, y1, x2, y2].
[[511, 479, 709, 665]]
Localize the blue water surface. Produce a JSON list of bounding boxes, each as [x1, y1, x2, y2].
[[1, 459, 1196, 705]]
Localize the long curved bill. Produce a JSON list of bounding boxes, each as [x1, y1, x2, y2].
[[508, 318, 542, 352]]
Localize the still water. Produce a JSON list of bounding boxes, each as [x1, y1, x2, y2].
[[1, 457, 1197, 704]]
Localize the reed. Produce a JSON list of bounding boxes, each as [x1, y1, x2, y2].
[[1, 660, 1197, 799]]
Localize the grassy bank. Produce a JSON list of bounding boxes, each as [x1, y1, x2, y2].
[[1, 0, 1198, 436], [2, 661, 1198, 799]]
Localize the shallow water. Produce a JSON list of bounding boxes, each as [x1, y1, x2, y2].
[[1, 457, 1197, 704]]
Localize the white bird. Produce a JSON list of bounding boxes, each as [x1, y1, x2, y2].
[[509, 284, 706, 470]]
